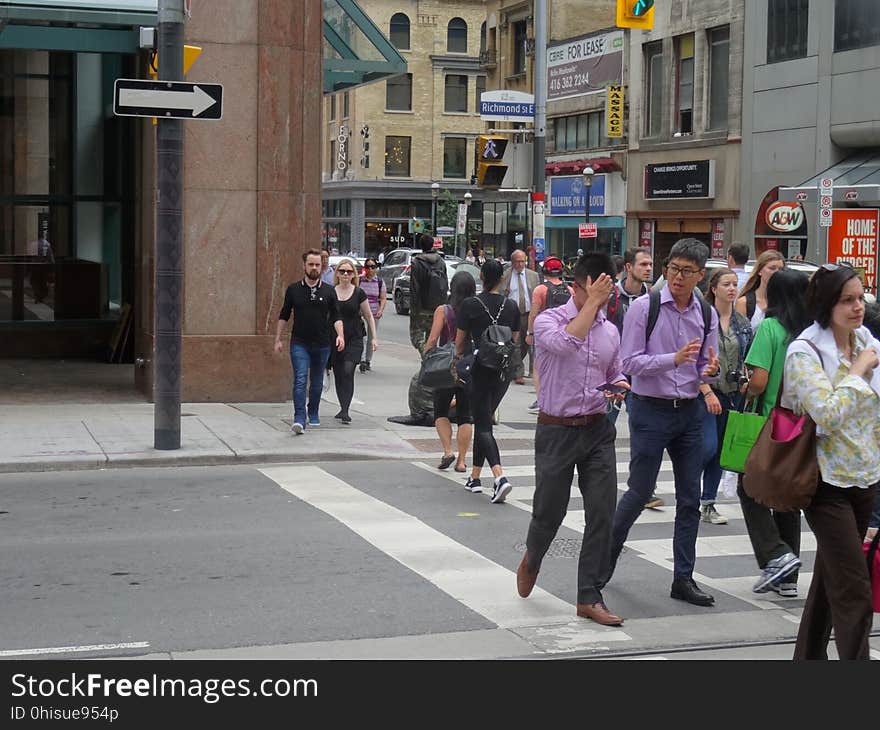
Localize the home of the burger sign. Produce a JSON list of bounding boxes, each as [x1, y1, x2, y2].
[[644, 160, 715, 200]]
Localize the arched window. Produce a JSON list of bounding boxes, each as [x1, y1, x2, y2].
[[480, 21, 487, 54], [447, 17, 468, 53], [390, 13, 410, 50]]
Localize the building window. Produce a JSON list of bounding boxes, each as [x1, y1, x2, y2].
[[342, 91, 350, 119], [329, 94, 336, 121], [448, 17, 468, 53], [443, 138, 467, 178], [444, 74, 468, 113], [513, 20, 527, 75], [675, 34, 695, 135], [475, 75, 486, 113], [707, 26, 730, 130], [480, 21, 487, 54], [835, 0, 880, 52], [329, 139, 336, 171], [644, 41, 663, 137], [390, 13, 410, 50], [767, 0, 809, 63], [386, 73, 412, 111], [553, 111, 603, 151], [384, 136, 411, 177]]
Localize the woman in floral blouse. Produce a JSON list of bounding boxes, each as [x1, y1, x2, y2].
[[784, 263, 880, 661]]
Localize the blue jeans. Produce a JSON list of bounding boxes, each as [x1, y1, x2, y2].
[[608, 395, 703, 580], [700, 390, 742, 504], [290, 342, 331, 428]]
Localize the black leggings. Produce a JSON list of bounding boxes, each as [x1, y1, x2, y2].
[[469, 363, 510, 469], [333, 338, 362, 415]]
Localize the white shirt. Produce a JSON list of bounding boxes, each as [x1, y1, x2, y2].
[[508, 269, 531, 313]]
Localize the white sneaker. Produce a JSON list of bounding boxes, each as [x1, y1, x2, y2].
[[491, 476, 512, 504], [291, 422, 304, 435], [769, 582, 798, 598], [701, 503, 728, 525]]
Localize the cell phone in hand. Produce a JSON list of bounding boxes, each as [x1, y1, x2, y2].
[[596, 383, 627, 395]]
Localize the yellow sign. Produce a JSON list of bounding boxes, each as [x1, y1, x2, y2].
[[606, 85, 624, 138], [148, 45, 203, 79]]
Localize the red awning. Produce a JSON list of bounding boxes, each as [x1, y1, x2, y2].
[[545, 157, 619, 177]]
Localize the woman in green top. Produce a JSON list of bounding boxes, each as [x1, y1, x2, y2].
[[741, 269, 811, 596]]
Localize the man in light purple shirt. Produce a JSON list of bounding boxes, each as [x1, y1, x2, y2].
[[516, 253, 630, 627], [604, 238, 721, 608]]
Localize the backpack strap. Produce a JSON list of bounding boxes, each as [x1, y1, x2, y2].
[[444, 304, 455, 344], [476, 295, 506, 324]]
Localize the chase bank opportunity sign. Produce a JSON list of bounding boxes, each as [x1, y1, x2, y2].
[[644, 160, 716, 200]]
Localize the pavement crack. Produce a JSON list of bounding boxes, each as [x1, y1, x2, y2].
[[197, 418, 238, 457], [80, 420, 109, 464]]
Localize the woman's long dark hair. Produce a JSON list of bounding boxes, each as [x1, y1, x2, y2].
[[449, 270, 476, 313], [765, 268, 810, 338], [481, 259, 504, 292]]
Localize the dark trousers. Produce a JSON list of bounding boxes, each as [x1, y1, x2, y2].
[[701, 390, 742, 503], [332, 338, 362, 417], [608, 395, 702, 580], [794, 481, 877, 660], [469, 363, 510, 469], [527, 418, 618, 605], [513, 311, 532, 379], [737, 476, 801, 582]]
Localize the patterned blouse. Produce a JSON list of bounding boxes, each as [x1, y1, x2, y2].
[[784, 340, 880, 488]]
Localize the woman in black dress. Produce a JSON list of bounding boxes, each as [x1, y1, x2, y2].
[[332, 258, 377, 423], [455, 259, 520, 504]]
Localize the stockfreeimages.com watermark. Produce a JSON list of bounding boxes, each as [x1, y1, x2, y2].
[[11, 672, 318, 705]]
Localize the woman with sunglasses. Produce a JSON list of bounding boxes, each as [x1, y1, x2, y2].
[[784, 263, 880, 660], [359, 258, 386, 373], [735, 250, 785, 333], [331, 258, 378, 424]]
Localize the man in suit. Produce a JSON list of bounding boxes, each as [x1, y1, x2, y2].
[[501, 249, 541, 384]]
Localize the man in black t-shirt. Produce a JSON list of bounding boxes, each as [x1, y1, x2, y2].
[[275, 249, 344, 434]]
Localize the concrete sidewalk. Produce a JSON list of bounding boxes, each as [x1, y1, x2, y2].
[[0, 341, 547, 474]]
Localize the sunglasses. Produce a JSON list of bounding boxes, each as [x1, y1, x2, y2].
[[820, 261, 853, 272], [366, 264, 377, 269], [337, 269, 355, 275]]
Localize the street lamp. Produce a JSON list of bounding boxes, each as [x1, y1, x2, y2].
[[582, 166, 594, 252], [431, 182, 440, 234], [463, 191, 472, 259]]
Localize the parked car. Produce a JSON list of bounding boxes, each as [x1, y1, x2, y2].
[[652, 257, 821, 293], [392, 260, 482, 315], [376, 248, 421, 293]]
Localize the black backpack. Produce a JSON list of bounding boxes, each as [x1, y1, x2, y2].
[[416, 255, 448, 311], [475, 297, 517, 378], [543, 280, 571, 310], [645, 289, 712, 345]]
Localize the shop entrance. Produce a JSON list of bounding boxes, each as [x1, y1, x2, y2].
[[0, 49, 138, 381]]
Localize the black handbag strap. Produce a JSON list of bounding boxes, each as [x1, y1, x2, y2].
[[775, 338, 825, 409]]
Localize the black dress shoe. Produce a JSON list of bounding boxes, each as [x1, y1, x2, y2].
[[670, 577, 714, 607], [387, 414, 435, 426]]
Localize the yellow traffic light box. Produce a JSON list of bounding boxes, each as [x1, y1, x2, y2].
[[476, 135, 508, 187], [616, 0, 655, 30]]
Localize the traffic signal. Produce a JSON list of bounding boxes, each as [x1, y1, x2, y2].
[[475, 135, 508, 187], [616, 0, 654, 29]]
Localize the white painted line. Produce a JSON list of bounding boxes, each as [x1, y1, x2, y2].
[[626, 532, 817, 560], [0, 642, 150, 658], [260, 465, 620, 633], [870, 648, 880, 660]]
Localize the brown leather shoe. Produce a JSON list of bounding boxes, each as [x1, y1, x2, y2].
[[514, 377, 526, 385], [516, 552, 539, 598], [576, 601, 624, 626]]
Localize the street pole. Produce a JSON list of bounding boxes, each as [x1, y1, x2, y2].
[[154, 0, 185, 450], [464, 191, 472, 260], [532, 0, 547, 265]]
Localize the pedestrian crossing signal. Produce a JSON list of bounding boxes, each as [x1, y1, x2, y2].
[[616, 0, 654, 29], [476, 135, 508, 188]]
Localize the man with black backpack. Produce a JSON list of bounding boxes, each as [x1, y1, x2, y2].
[[395, 233, 449, 426], [601, 238, 721, 608]]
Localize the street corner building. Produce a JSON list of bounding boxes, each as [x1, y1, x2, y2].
[[0, 0, 402, 402]]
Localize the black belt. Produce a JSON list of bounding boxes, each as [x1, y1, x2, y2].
[[537, 411, 605, 427], [633, 394, 696, 409]]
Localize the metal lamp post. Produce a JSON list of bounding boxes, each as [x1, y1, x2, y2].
[[431, 182, 439, 234], [582, 165, 595, 252], [463, 191, 472, 259]]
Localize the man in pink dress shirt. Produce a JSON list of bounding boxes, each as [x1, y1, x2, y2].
[[515, 253, 630, 627]]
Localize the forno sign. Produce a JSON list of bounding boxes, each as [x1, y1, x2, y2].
[[765, 201, 805, 233]]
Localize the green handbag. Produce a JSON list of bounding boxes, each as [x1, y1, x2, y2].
[[719, 398, 767, 474]]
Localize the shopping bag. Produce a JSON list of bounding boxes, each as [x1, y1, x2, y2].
[[719, 470, 738, 500], [864, 529, 880, 613], [719, 399, 766, 474]]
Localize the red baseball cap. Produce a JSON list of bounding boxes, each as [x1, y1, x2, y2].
[[543, 257, 563, 274]]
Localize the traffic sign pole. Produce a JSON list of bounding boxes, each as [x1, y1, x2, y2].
[[154, 0, 185, 451]]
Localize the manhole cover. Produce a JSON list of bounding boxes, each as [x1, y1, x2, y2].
[[514, 541, 629, 559]]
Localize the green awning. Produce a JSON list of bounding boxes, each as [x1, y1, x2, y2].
[[323, 0, 406, 94]]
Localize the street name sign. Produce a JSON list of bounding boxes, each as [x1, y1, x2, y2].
[[113, 79, 223, 120]]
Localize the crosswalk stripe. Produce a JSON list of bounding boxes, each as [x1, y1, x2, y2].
[[259, 464, 629, 637]]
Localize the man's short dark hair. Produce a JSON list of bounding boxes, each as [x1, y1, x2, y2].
[[611, 255, 625, 275], [624, 247, 652, 267], [573, 252, 617, 284], [302, 248, 323, 262], [727, 242, 749, 266], [669, 238, 709, 269], [418, 233, 435, 253]]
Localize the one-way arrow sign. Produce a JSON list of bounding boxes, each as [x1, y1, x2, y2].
[[113, 79, 223, 120]]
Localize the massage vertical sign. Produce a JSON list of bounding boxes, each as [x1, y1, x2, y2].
[[826, 209, 879, 291], [606, 85, 624, 138]]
